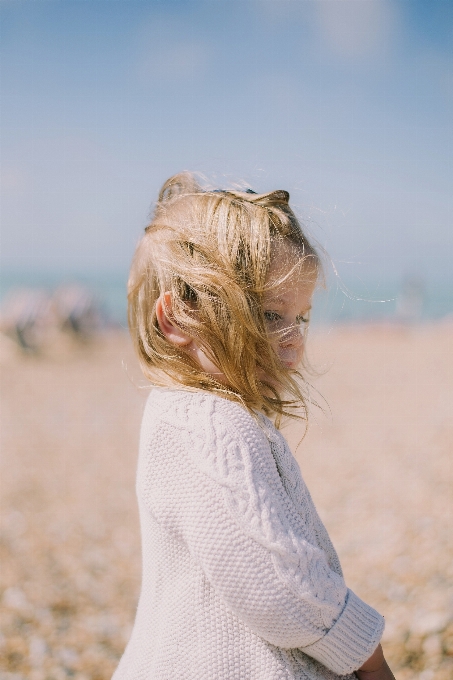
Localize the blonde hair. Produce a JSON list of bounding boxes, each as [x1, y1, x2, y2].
[[128, 172, 320, 423]]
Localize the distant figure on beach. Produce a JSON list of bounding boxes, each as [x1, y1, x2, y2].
[[53, 284, 105, 338], [0, 283, 105, 352], [0, 288, 56, 351], [113, 173, 396, 680]]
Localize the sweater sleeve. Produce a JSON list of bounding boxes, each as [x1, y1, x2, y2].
[[139, 390, 384, 675]]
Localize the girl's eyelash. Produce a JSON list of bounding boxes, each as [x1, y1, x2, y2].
[[264, 311, 310, 324], [263, 311, 282, 322], [296, 314, 310, 324]]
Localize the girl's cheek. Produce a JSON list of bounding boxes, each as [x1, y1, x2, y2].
[[277, 341, 305, 368]]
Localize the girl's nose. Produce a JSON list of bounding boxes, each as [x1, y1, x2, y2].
[[280, 325, 305, 348]]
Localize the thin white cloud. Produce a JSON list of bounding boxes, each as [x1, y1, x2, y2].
[[315, 0, 397, 59], [254, 0, 314, 24], [139, 41, 207, 82], [135, 15, 209, 85]]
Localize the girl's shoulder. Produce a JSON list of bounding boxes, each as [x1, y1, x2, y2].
[[140, 386, 304, 493], [143, 386, 265, 434], [137, 388, 271, 497]]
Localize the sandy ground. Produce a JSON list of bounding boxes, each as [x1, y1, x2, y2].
[[0, 325, 452, 680]]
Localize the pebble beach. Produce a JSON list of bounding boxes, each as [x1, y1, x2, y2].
[[1, 324, 452, 679]]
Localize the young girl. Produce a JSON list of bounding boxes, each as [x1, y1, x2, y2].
[[113, 174, 395, 680]]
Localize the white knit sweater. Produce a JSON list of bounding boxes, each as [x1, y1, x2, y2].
[[113, 388, 384, 680]]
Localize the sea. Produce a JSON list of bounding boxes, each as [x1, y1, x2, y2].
[[1, 270, 452, 328]]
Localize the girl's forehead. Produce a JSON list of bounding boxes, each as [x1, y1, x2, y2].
[[263, 280, 315, 308], [266, 240, 317, 286]]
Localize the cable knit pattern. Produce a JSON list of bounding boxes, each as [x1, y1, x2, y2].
[[113, 388, 384, 680]]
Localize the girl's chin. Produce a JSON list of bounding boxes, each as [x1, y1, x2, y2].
[[279, 356, 301, 370], [283, 362, 300, 371]]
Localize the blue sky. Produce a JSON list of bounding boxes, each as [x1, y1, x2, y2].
[[1, 0, 452, 286]]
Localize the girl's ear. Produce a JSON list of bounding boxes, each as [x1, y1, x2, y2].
[[155, 292, 193, 347]]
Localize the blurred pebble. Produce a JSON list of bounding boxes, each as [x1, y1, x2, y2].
[[57, 646, 79, 667], [422, 634, 442, 662], [418, 671, 435, 680], [28, 637, 47, 667], [411, 611, 450, 637], [2, 588, 30, 613]]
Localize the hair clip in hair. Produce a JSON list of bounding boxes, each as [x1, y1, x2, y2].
[[212, 188, 257, 195]]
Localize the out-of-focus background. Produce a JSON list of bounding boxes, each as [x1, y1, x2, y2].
[[1, 1, 452, 679]]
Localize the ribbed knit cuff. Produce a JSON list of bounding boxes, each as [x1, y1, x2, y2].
[[301, 589, 385, 675]]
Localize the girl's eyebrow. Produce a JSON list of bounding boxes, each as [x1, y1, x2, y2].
[[264, 297, 312, 312], [264, 295, 287, 306]]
